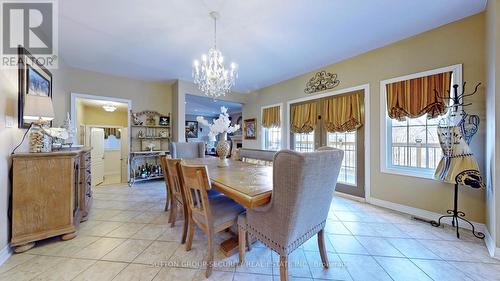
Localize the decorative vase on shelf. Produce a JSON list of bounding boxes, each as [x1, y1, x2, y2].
[[216, 132, 230, 167]]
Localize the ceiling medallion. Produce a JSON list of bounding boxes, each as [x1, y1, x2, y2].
[[193, 11, 238, 99], [304, 71, 340, 95]]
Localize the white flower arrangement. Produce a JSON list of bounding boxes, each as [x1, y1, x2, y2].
[[197, 106, 240, 138]]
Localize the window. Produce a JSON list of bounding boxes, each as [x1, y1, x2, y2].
[[263, 127, 281, 150], [261, 104, 283, 150], [327, 131, 356, 185], [389, 115, 442, 170], [293, 132, 314, 152], [381, 64, 461, 179]]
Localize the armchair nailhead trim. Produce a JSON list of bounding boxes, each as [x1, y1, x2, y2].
[[245, 220, 326, 256]]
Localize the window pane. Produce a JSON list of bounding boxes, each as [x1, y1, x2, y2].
[[327, 131, 356, 185], [264, 127, 281, 151], [391, 118, 407, 127], [294, 132, 314, 152], [408, 115, 427, 126]]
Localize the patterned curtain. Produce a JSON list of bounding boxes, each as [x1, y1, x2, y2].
[[323, 91, 363, 133], [290, 102, 317, 133], [104, 128, 121, 139], [261, 106, 281, 128], [386, 72, 452, 121]]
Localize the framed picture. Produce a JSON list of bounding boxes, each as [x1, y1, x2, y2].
[[244, 118, 257, 140], [18, 46, 53, 128], [185, 121, 198, 139], [159, 115, 170, 126]]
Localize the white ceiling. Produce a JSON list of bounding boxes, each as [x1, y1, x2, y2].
[[185, 94, 242, 116], [59, 0, 486, 93]]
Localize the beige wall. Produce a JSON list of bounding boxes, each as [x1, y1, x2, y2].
[[243, 13, 486, 222], [0, 59, 173, 254], [81, 105, 128, 127], [485, 0, 500, 249]]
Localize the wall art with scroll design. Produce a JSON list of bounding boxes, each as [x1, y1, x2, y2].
[[304, 71, 340, 94]]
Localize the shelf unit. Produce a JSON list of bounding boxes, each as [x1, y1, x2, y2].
[[129, 111, 171, 186]]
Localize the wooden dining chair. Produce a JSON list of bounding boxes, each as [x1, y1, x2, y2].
[[238, 148, 344, 281], [159, 156, 171, 212], [179, 162, 245, 278], [163, 158, 190, 244]]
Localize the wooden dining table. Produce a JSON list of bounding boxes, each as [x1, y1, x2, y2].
[[182, 157, 273, 208], [182, 157, 273, 255]]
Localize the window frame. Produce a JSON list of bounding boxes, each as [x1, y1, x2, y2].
[[379, 64, 462, 180], [260, 103, 284, 150]]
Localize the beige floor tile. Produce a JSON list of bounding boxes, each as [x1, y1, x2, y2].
[[91, 209, 123, 221], [106, 223, 147, 238], [107, 211, 143, 222], [387, 238, 440, 259], [0, 253, 36, 274], [301, 235, 335, 253], [133, 241, 180, 265], [324, 220, 352, 235], [271, 249, 311, 278], [338, 254, 392, 281], [129, 212, 163, 224], [73, 237, 125, 259], [233, 272, 274, 281], [355, 236, 404, 257], [235, 247, 273, 275], [31, 258, 95, 281], [374, 256, 432, 281], [112, 263, 161, 281], [411, 259, 474, 281], [28, 235, 100, 257], [79, 221, 123, 236], [73, 260, 127, 281], [9, 255, 65, 273], [102, 239, 152, 262], [0, 268, 41, 281], [132, 224, 168, 240], [450, 261, 500, 281], [327, 234, 369, 255], [304, 251, 352, 280], [152, 267, 198, 281], [156, 224, 185, 242], [193, 270, 234, 281]]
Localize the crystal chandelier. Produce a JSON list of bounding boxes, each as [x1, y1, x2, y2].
[[193, 11, 238, 99]]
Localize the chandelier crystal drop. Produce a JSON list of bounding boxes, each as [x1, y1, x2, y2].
[[193, 11, 238, 99]]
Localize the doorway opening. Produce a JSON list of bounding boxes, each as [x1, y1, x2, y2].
[[72, 94, 131, 187]]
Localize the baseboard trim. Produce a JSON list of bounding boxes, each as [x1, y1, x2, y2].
[[484, 228, 500, 260], [335, 191, 366, 203], [367, 197, 485, 233], [0, 245, 12, 266]]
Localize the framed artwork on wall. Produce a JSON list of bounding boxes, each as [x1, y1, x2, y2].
[[244, 118, 257, 140], [18, 46, 53, 128], [185, 121, 199, 139], [159, 115, 170, 126]]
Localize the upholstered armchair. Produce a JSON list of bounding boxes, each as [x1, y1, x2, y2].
[[169, 142, 205, 158], [238, 148, 344, 281]]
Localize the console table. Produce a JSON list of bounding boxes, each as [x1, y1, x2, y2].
[[11, 148, 92, 253]]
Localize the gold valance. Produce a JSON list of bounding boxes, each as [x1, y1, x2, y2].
[[261, 106, 281, 128], [323, 91, 363, 133], [386, 71, 452, 121], [104, 128, 121, 139], [290, 102, 317, 133]]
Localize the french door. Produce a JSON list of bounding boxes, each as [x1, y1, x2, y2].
[[290, 92, 365, 198]]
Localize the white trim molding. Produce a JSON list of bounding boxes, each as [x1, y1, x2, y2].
[[484, 228, 500, 260], [286, 84, 371, 199], [0, 245, 12, 266], [260, 103, 285, 150], [379, 64, 463, 180]]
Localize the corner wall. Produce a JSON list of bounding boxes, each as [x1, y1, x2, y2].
[[485, 0, 500, 255], [243, 13, 487, 223]]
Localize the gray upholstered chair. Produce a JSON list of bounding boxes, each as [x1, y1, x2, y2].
[[169, 142, 205, 158], [238, 147, 344, 281], [238, 148, 276, 166]]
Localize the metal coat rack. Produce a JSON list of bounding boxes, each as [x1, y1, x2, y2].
[[430, 83, 485, 239]]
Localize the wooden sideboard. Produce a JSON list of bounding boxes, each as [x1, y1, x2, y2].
[[11, 147, 92, 253]]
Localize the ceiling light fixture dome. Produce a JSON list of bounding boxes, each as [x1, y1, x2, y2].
[[102, 104, 117, 112], [193, 11, 238, 99]]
